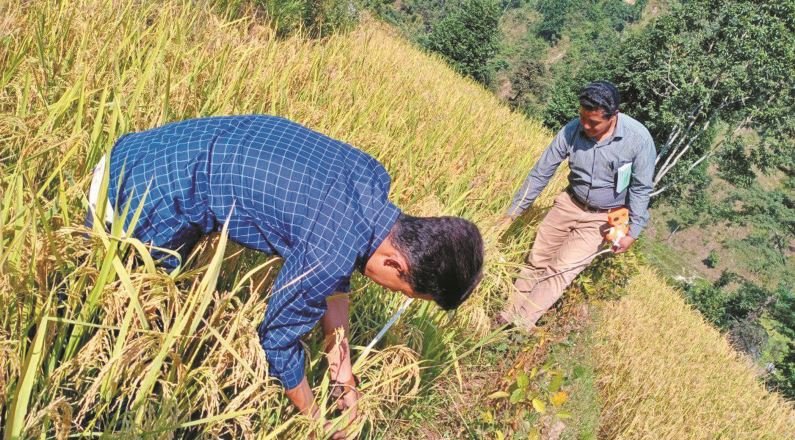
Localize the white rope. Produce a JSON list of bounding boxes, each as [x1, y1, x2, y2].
[[355, 247, 614, 365], [354, 297, 414, 368]]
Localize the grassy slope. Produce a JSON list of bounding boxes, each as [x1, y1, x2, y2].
[[592, 266, 795, 439], [0, 0, 792, 438], [1, 1, 560, 437]]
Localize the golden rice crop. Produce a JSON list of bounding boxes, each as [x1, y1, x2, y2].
[[593, 266, 795, 439], [0, 0, 561, 437], [7, 1, 789, 439]]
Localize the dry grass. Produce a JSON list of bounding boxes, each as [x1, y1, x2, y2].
[[6, 1, 789, 438], [593, 266, 795, 439], [0, 0, 561, 437]]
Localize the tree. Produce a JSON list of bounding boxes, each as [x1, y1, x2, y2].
[[535, 0, 573, 43], [508, 58, 547, 115], [768, 288, 795, 398], [424, 0, 501, 84], [612, 0, 795, 199], [537, 0, 644, 128], [256, 0, 358, 38]]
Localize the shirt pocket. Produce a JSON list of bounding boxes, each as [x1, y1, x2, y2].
[[595, 159, 619, 189], [613, 160, 633, 194]]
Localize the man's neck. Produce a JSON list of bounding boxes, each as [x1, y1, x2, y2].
[[595, 114, 618, 142]]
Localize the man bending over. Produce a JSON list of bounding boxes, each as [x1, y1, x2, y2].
[[88, 115, 484, 434]]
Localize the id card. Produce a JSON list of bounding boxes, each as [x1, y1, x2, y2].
[[616, 162, 632, 193]]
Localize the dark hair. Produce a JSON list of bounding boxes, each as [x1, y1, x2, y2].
[[391, 215, 484, 310], [578, 80, 620, 117]]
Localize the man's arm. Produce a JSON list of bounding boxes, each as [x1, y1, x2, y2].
[[322, 293, 353, 383], [626, 135, 657, 239], [506, 122, 574, 218], [285, 377, 349, 440], [285, 376, 318, 416], [258, 261, 358, 440], [258, 263, 329, 412], [322, 293, 359, 436]]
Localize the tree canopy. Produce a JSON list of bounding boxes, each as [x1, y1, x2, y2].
[[423, 0, 501, 84], [613, 0, 795, 199]]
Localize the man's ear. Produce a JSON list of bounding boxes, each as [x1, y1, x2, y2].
[[384, 257, 405, 275]]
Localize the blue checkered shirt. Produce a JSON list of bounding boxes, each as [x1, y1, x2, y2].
[[105, 115, 401, 389]]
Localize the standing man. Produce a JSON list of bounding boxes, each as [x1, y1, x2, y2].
[[88, 115, 484, 433], [498, 81, 655, 330]]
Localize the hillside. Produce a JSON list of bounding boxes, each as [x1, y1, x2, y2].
[[594, 267, 795, 438], [0, 0, 557, 437], [0, 0, 793, 438]]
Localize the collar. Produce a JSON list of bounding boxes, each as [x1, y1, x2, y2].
[[357, 202, 401, 272], [612, 113, 626, 140]]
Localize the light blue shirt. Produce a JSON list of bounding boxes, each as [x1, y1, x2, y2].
[[508, 113, 656, 238]]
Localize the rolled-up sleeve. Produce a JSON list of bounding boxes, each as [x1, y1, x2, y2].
[[627, 136, 657, 238], [507, 122, 573, 217], [258, 257, 332, 390]]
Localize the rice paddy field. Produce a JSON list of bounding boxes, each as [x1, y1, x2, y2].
[[593, 267, 795, 439], [0, 0, 793, 439], [0, 0, 559, 437]]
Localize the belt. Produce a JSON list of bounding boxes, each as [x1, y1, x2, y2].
[[566, 188, 611, 214]]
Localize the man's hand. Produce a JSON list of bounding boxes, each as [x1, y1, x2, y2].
[[329, 375, 360, 439], [612, 235, 635, 253], [285, 376, 318, 416], [497, 214, 517, 231], [289, 374, 358, 440]]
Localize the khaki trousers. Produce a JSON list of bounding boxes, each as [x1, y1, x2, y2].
[[502, 191, 608, 329]]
